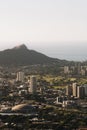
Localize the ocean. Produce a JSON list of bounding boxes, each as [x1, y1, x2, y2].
[[30, 43, 87, 62]]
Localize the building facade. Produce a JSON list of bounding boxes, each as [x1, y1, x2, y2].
[[29, 76, 37, 94], [17, 72, 24, 82]]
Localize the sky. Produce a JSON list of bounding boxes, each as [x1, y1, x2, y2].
[[0, 0, 87, 61]]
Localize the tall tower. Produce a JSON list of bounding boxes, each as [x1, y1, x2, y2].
[[66, 85, 72, 96], [78, 63, 81, 75], [64, 66, 69, 74], [77, 86, 85, 98], [72, 83, 77, 97], [29, 76, 37, 94], [17, 72, 24, 82]]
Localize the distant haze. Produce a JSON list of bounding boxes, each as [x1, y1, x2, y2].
[[29, 42, 87, 62]]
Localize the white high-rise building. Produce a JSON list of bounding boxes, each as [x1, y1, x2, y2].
[[29, 76, 37, 94], [17, 72, 24, 82], [64, 66, 69, 74], [72, 83, 77, 97], [66, 85, 72, 96]]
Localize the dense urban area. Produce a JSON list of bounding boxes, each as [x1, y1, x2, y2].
[[0, 63, 86, 129]]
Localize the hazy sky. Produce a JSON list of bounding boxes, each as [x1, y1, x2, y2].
[[0, 0, 87, 60]]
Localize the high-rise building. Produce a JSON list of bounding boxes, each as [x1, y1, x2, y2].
[[72, 83, 77, 97], [64, 66, 69, 74], [78, 63, 81, 75], [81, 69, 85, 76], [77, 86, 85, 98], [17, 72, 24, 82], [83, 84, 87, 96], [29, 76, 37, 94], [66, 85, 72, 96]]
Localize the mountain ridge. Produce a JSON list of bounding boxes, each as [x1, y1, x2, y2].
[[0, 44, 64, 66]]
